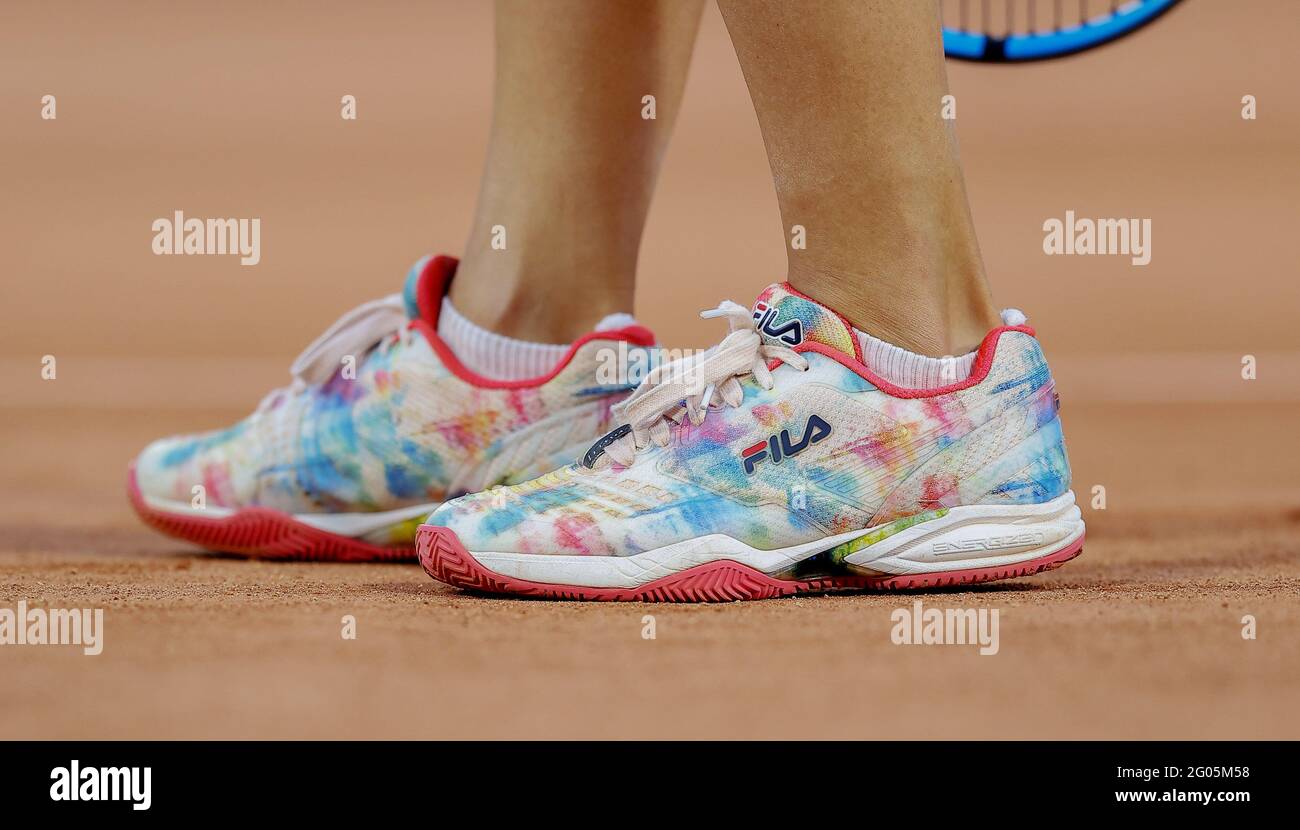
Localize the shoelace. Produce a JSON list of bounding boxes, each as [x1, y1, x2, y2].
[[597, 300, 809, 468], [255, 293, 410, 415]]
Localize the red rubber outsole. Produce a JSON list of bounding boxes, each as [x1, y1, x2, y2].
[[127, 465, 414, 562], [416, 523, 1085, 602]]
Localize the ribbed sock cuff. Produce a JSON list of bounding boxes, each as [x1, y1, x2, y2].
[[855, 330, 977, 389], [437, 297, 570, 381], [437, 297, 637, 381], [852, 308, 1026, 390]]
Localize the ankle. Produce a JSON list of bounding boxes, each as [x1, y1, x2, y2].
[[788, 262, 1000, 357], [449, 253, 634, 344]]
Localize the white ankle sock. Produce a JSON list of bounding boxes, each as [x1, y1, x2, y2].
[[852, 309, 1026, 390], [437, 296, 636, 381]]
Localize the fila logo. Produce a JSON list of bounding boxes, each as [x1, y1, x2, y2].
[[741, 414, 831, 474], [752, 302, 804, 346], [932, 532, 1046, 555]]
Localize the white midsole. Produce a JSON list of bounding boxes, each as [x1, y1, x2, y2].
[[142, 495, 440, 537], [469, 491, 1083, 589], [471, 525, 877, 589], [843, 490, 1083, 575]]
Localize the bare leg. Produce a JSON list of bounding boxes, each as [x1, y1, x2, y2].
[[715, 0, 1000, 356], [452, 0, 705, 343]]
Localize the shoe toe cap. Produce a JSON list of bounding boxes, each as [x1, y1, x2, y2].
[[132, 435, 200, 502], [131, 423, 251, 507], [422, 493, 506, 550], [424, 488, 615, 556]]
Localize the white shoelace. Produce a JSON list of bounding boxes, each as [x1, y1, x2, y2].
[[598, 300, 809, 468], [255, 293, 410, 415]]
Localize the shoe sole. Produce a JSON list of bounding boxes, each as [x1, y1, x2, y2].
[[127, 464, 414, 562], [416, 523, 1085, 602]]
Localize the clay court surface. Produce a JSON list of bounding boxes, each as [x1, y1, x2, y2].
[[2, 2, 1298, 739], [1, 404, 1298, 740]]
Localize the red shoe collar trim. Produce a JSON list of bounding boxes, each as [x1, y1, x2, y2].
[[793, 324, 1037, 399], [409, 255, 656, 390]]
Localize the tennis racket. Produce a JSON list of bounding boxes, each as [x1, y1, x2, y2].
[[942, 0, 1185, 62]]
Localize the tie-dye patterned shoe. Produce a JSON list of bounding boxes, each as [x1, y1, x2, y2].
[[128, 255, 654, 562], [417, 283, 1084, 600]]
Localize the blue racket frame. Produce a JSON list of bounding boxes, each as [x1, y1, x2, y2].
[[943, 0, 1184, 62]]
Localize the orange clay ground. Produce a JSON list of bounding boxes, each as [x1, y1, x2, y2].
[[1, 403, 1296, 739], [2, 1, 1297, 739]]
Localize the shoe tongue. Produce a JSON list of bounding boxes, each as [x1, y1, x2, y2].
[[751, 283, 859, 359]]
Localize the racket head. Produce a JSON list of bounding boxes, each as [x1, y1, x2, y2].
[[943, 0, 1185, 63]]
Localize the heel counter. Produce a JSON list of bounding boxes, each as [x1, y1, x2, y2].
[[869, 330, 1074, 524], [978, 410, 1073, 505], [977, 332, 1073, 505]]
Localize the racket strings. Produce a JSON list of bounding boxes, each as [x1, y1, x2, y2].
[[942, 0, 1130, 37]]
